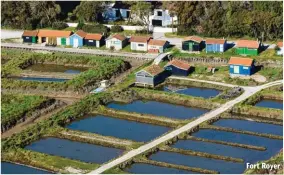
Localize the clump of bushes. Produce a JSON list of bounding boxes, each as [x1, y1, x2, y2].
[[82, 24, 109, 35], [111, 25, 123, 33], [135, 28, 153, 34], [52, 22, 68, 30]]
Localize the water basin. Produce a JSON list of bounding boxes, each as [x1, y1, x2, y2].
[[16, 77, 68, 82], [107, 100, 208, 119], [255, 100, 283, 110], [67, 115, 170, 142], [25, 137, 123, 164], [1, 162, 50, 174], [25, 64, 88, 74]]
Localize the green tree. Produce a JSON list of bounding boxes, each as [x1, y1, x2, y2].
[[73, 1, 106, 23], [130, 2, 152, 33]]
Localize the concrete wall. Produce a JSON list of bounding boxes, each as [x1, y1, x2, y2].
[[131, 42, 148, 51]]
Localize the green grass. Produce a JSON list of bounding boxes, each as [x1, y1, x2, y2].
[[63, 26, 76, 32], [121, 44, 147, 53]]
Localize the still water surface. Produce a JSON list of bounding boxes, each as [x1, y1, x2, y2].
[[1, 162, 50, 174]]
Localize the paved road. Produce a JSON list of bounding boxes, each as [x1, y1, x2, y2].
[[1, 43, 157, 60], [1, 29, 23, 39], [153, 53, 169, 65], [89, 80, 283, 174]]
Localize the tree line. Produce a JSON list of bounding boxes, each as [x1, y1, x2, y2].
[[1, 1, 282, 40]]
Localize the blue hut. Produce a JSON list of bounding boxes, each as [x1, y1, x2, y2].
[[69, 30, 86, 48], [135, 65, 168, 87], [164, 59, 191, 76], [205, 38, 227, 53], [228, 57, 254, 76]]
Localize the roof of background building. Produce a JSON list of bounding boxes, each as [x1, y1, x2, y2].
[[228, 57, 254, 66], [37, 30, 72, 37], [85, 33, 103, 40], [112, 1, 131, 9], [236, 40, 259, 49], [107, 34, 127, 41], [206, 38, 226, 44], [148, 39, 167, 46], [165, 59, 191, 70], [129, 36, 152, 43], [22, 30, 38, 37], [183, 36, 203, 43]]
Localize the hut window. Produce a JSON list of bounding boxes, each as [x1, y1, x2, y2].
[[157, 11, 162, 16], [138, 44, 144, 47], [89, 40, 93, 42], [26, 37, 29, 39], [230, 65, 233, 68], [243, 66, 249, 69]]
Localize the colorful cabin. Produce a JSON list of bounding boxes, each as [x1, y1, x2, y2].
[[106, 34, 128, 50], [182, 36, 203, 52], [235, 40, 259, 56], [228, 57, 254, 76], [129, 36, 152, 52], [69, 30, 86, 48], [37, 30, 72, 45], [277, 42, 283, 56], [205, 38, 227, 53], [148, 39, 169, 53], [22, 30, 38, 43], [164, 59, 191, 76], [84, 33, 104, 48], [135, 65, 168, 87]]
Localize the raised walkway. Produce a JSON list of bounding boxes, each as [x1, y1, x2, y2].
[[1, 43, 157, 60], [89, 80, 283, 174], [153, 52, 169, 65]]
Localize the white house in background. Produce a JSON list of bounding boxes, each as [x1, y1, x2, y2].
[[106, 34, 128, 50], [148, 39, 169, 53], [149, 9, 177, 27], [129, 36, 152, 52], [102, 2, 130, 22], [277, 42, 283, 55]]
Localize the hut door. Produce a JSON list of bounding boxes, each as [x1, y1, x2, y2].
[[234, 66, 239, 74], [61, 38, 66, 46], [73, 38, 79, 47], [188, 42, 193, 51], [32, 37, 36, 43]]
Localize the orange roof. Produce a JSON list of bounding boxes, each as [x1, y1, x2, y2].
[[37, 30, 72, 37], [228, 57, 254, 66], [166, 59, 190, 70], [277, 42, 283, 48], [143, 65, 164, 76], [22, 30, 38, 37], [148, 39, 167, 46], [183, 36, 203, 43], [75, 30, 87, 38], [85, 33, 103, 40], [236, 40, 259, 49], [129, 36, 152, 43], [206, 38, 226, 44], [109, 34, 127, 41]]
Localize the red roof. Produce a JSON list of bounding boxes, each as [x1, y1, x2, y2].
[[129, 36, 152, 43], [277, 42, 283, 48], [22, 30, 38, 37], [85, 33, 103, 40], [110, 34, 127, 41], [37, 30, 72, 37], [148, 39, 167, 46], [206, 38, 226, 44], [228, 57, 254, 66], [183, 36, 203, 43], [236, 40, 259, 49], [166, 59, 190, 70], [75, 30, 87, 38]]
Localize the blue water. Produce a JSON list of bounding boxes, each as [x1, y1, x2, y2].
[[67, 115, 170, 142], [193, 129, 283, 148], [17, 77, 68, 82], [1, 162, 50, 174], [150, 151, 244, 174], [107, 101, 208, 119], [25, 137, 123, 164], [162, 85, 220, 99], [213, 119, 283, 135], [255, 100, 283, 110], [127, 163, 194, 174], [26, 64, 86, 74]]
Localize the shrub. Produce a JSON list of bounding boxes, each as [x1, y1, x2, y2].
[[82, 24, 109, 35], [52, 22, 68, 30], [111, 25, 123, 33], [76, 19, 85, 30], [135, 28, 153, 34]]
